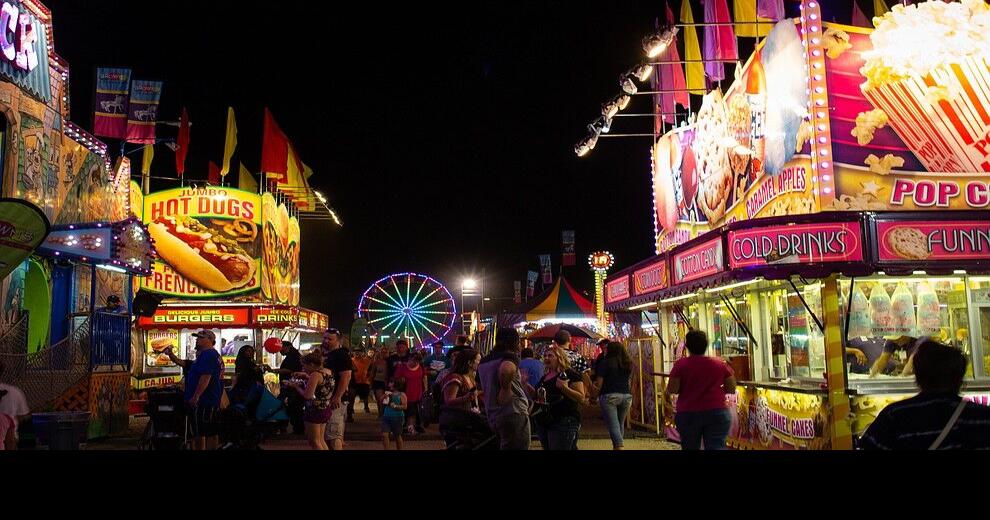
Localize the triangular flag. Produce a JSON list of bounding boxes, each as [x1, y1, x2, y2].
[[303, 162, 314, 180], [239, 163, 258, 193], [208, 161, 220, 185], [874, 0, 889, 19], [681, 0, 705, 95], [852, 0, 870, 26], [141, 144, 153, 175], [734, 0, 772, 38], [261, 107, 290, 184], [660, 5, 689, 124], [175, 107, 190, 177], [220, 107, 237, 177]]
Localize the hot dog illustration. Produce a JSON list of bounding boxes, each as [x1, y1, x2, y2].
[[148, 216, 256, 292]]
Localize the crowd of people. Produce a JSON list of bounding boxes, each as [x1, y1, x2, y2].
[[3, 319, 985, 452]]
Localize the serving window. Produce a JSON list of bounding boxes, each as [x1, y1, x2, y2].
[[839, 275, 986, 383]]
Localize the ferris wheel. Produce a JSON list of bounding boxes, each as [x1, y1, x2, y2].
[[358, 272, 457, 348]]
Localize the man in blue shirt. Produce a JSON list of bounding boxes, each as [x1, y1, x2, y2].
[[185, 329, 224, 450], [519, 347, 544, 390]]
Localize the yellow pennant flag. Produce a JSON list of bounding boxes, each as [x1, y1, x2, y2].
[[303, 162, 314, 180], [681, 0, 706, 95], [141, 144, 153, 175], [238, 162, 258, 193], [734, 0, 772, 38], [220, 107, 237, 177], [874, 0, 889, 19]]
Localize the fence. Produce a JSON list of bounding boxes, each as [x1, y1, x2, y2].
[[90, 311, 131, 371]]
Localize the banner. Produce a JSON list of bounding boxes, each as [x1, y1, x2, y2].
[[562, 230, 575, 266], [125, 80, 163, 144], [526, 270, 538, 299], [539, 254, 552, 285], [137, 307, 252, 328], [140, 187, 262, 298], [93, 68, 131, 139], [672, 237, 725, 285], [260, 192, 300, 306], [605, 276, 631, 304], [0, 198, 50, 281], [513, 281, 521, 304], [727, 221, 864, 268]]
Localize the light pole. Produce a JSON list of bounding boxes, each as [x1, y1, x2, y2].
[[461, 278, 478, 335]]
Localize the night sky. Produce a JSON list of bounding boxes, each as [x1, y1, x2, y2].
[[45, 0, 861, 331]]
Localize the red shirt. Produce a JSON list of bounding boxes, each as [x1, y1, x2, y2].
[[669, 355, 734, 413], [395, 364, 425, 402]]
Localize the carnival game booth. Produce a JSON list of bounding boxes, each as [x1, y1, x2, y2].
[[500, 277, 601, 359], [597, 0, 990, 448]]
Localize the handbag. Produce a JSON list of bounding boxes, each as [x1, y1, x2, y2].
[[928, 399, 968, 450]]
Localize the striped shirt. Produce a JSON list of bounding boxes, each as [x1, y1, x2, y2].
[[859, 393, 990, 450]]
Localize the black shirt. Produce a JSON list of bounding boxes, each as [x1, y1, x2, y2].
[[278, 348, 302, 383], [537, 369, 583, 422], [595, 357, 632, 395], [860, 393, 990, 450], [386, 354, 409, 381], [326, 347, 355, 378]]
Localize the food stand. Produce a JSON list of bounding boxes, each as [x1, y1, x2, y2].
[[603, 0, 990, 448]]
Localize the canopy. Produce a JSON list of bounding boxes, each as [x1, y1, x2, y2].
[[500, 277, 596, 327]]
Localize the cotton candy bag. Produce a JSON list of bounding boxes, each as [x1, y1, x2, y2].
[[848, 284, 872, 338], [890, 282, 916, 335], [869, 283, 893, 336], [916, 282, 941, 336]]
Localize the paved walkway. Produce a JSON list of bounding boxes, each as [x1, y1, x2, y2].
[[87, 399, 681, 451]]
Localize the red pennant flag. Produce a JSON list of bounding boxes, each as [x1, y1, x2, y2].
[[660, 5, 689, 125], [175, 108, 190, 177], [261, 107, 290, 186], [208, 161, 220, 185]]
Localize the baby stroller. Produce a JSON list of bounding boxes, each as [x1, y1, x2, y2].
[[438, 407, 498, 450], [139, 387, 190, 450], [219, 383, 289, 450]]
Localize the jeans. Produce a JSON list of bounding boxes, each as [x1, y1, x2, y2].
[[675, 408, 732, 450], [599, 393, 633, 448], [493, 413, 531, 450], [536, 415, 581, 450]]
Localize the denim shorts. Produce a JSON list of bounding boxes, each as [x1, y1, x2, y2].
[[381, 415, 404, 436]]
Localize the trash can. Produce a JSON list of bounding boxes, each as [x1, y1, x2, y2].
[[32, 411, 91, 450]]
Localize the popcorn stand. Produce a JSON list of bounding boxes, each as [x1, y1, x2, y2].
[[603, 0, 990, 449]]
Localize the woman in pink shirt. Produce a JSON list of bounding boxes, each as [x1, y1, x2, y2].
[[665, 330, 737, 450]]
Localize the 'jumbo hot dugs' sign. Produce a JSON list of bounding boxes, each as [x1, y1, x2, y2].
[[672, 237, 724, 285], [728, 221, 864, 269]]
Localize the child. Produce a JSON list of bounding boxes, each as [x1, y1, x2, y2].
[[381, 377, 408, 450]]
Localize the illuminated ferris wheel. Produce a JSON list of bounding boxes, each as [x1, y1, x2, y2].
[[358, 273, 457, 347]]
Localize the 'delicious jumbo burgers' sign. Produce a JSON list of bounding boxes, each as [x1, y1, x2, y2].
[[141, 187, 262, 298]]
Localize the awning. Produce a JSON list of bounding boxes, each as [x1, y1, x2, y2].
[[36, 217, 156, 275]]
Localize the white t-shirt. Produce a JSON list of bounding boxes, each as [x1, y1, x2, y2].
[[0, 383, 30, 419]]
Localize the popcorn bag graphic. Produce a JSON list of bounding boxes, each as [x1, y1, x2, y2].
[[860, 1, 990, 173]]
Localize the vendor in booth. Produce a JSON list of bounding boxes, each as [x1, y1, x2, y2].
[[866, 336, 920, 377]]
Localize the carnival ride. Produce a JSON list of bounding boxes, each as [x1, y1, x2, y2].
[[357, 272, 457, 348]]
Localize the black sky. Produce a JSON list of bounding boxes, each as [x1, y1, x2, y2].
[[44, 0, 859, 331]]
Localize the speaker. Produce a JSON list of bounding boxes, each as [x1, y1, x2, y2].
[[133, 290, 164, 317]]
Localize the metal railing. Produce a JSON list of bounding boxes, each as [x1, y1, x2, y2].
[[0, 314, 92, 411], [90, 312, 131, 371]]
